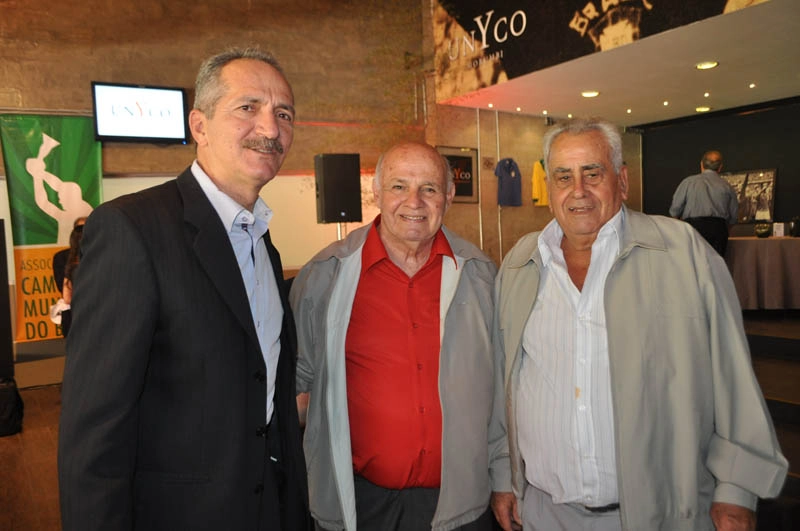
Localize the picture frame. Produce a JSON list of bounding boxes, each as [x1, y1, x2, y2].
[[437, 146, 479, 203], [722, 168, 776, 223]]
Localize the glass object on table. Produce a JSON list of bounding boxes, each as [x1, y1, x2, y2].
[[754, 223, 772, 238]]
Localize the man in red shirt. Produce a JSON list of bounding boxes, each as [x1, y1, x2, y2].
[[291, 142, 511, 531]]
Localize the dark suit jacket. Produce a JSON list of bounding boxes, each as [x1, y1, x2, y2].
[[58, 168, 310, 531]]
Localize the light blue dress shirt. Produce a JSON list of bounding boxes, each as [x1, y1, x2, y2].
[[191, 161, 283, 423]]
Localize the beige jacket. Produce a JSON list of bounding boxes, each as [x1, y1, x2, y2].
[[495, 207, 787, 530]]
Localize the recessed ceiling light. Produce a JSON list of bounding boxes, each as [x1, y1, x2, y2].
[[695, 61, 718, 70], [663, 101, 669, 106], [542, 110, 548, 115], [626, 109, 632, 114], [749, 83, 756, 89], [488, 103, 494, 108], [516, 107, 521, 112], [581, 90, 600, 98], [704, 92, 710, 98], [696, 106, 711, 113], [567, 113, 573, 119]]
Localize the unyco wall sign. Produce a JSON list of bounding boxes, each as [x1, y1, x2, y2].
[[445, 8, 528, 65], [433, 0, 761, 104]]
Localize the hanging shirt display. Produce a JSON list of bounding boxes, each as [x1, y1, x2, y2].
[[532, 159, 548, 207], [496, 158, 522, 206]]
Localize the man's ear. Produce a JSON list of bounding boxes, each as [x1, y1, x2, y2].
[[188, 109, 208, 147], [444, 181, 456, 211], [619, 166, 630, 201], [372, 178, 382, 208]]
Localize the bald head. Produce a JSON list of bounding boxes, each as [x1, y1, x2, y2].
[[701, 151, 723, 172], [374, 141, 454, 193]]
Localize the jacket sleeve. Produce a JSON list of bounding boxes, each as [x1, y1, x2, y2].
[[58, 205, 159, 530], [289, 264, 317, 394], [700, 245, 788, 509], [487, 262, 513, 493]]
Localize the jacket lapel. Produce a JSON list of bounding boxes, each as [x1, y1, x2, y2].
[[176, 170, 260, 349]]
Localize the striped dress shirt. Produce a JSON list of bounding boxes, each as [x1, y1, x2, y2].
[[516, 209, 624, 507]]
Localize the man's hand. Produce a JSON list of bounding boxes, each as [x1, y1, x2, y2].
[[491, 491, 522, 531], [296, 392, 309, 428], [710, 502, 756, 531]]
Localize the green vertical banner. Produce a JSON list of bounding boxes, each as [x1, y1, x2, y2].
[[0, 115, 102, 342]]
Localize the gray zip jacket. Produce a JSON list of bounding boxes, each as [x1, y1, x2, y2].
[[495, 207, 787, 530], [290, 223, 511, 531]]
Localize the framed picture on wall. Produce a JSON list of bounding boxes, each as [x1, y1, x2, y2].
[[721, 172, 748, 222], [722, 168, 777, 223], [437, 146, 479, 203]]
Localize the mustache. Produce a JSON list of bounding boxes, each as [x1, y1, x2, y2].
[[242, 137, 284, 154]]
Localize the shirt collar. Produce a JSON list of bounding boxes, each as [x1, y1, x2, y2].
[[191, 160, 273, 233], [537, 207, 625, 268], [361, 215, 455, 274]]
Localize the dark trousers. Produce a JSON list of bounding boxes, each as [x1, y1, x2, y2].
[[335, 475, 493, 531], [685, 216, 730, 256]]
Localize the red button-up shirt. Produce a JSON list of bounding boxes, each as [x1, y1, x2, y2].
[[345, 219, 454, 488]]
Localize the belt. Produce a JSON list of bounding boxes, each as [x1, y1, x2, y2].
[[583, 503, 620, 513]]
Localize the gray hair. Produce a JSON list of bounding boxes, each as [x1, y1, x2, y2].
[[542, 117, 624, 176], [373, 142, 455, 193], [193, 47, 288, 117]]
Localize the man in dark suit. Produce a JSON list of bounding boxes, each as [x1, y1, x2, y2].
[[58, 47, 310, 531]]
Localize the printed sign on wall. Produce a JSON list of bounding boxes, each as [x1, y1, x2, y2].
[[0, 115, 102, 342]]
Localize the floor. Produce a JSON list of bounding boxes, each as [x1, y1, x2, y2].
[[0, 311, 798, 530], [0, 384, 61, 531]]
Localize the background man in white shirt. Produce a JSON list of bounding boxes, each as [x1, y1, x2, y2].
[[669, 150, 738, 256]]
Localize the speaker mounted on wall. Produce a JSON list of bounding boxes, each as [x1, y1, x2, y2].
[[314, 153, 362, 224]]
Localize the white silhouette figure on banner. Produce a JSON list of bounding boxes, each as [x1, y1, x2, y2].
[[25, 133, 93, 245]]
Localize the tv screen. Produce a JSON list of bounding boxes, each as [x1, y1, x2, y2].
[[91, 81, 189, 144]]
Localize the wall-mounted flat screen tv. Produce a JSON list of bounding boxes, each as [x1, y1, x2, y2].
[[91, 81, 189, 144]]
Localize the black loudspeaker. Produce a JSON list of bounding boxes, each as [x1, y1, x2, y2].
[[314, 153, 362, 223]]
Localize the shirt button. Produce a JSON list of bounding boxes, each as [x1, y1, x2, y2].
[[419, 407, 425, 413], [578, 358, 586, 365], [254, 484, 264, 494], [253, 371, 266, 383], [417, 363, 423, 370], [578, 404, 586, 412], [412, 323, 419, 329], [256, 425, 268, 437]]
